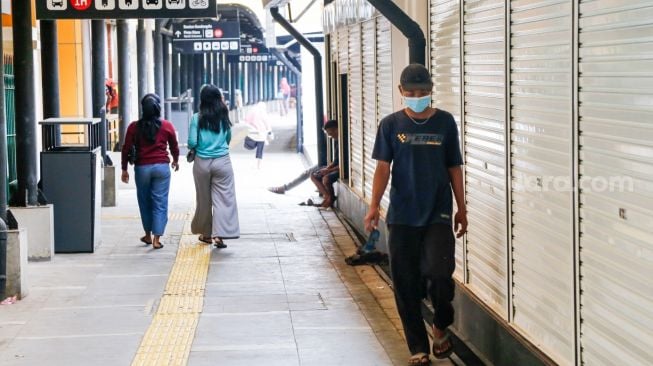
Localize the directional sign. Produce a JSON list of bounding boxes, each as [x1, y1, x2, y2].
[[227, 54, 272, 63], [172, 20, 240, 54], [36, 0, 217, 19]]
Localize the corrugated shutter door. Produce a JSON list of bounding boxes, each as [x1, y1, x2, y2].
[[338, 28, 348, 75], [348, 24, 364, 196], [510, 0, 574, 364], [362, 19, 377, 200], [376, 17, 392, 211], [463, 0, 508, 318], [330, 30, 338, 65], [430, 0, 464, 281], [579, 1, 653, 364]]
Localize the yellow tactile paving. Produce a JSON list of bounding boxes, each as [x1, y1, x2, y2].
[[101, 212, 189, 221], [132, 220, 210, 366]]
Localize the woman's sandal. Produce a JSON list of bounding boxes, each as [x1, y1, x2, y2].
[[0, 295, 18, 305], [140, 236, 152, 245], [408, 353, 430, 365], [213, 238, 227, 249], [152, 243, 164, 250], [432, 332, 453, 359], [198, 235, 212, 244]]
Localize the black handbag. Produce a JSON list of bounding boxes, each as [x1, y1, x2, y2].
[[187, 116, 201, 163], [243, 136, 257, 150], [127, 126, 139, 165]]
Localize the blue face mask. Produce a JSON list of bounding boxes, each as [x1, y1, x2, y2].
[[403, 95, 431, 113]]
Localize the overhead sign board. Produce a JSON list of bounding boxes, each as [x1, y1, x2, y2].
[[36, 0, 217, 20], [172, 20, 240, 54], [228, 54, 272, 63]]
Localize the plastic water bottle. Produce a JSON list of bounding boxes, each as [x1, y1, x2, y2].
[[362, 229, 380, 253]]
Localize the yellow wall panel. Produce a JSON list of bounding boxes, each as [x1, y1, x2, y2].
[[57, 20, 84, 117]]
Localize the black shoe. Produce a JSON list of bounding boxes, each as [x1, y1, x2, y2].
[[213, 238, 227, 249]]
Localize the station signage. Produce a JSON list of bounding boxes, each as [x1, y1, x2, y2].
[[227, 53, 283, 67], [228, 54, 272, 63], [36, 0, 217, 20], [172, 20, 240, 54]]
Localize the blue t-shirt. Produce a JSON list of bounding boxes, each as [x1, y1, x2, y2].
[[372, 109, 463, 227], [188, 113, 231, 159]]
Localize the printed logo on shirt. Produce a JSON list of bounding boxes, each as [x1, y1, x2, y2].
[[397, 133, 443, 146]]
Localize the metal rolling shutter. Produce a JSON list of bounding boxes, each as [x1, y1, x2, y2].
[[376, 17, 393, 211], [330, 29, 338, 62], [462, 0, 508, 318], [338, 28, 348, 75], [578, 1, 653, 364], [349, 23, 364, 196], [362, 19, 377, 200], [430, 0, 465, 281], [510, 0, 574, 363]]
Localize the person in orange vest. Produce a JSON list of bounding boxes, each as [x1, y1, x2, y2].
[[105, 78, 119, 114]]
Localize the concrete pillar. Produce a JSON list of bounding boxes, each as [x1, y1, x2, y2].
[[11, 0, 38, 206], [137, 20, 148, 111], [92, 20, 107, 118], [117, 20, 131, 147], [163, 36, 172, 119], [193, 54, 202, 112], [153, 20, 164, 100]]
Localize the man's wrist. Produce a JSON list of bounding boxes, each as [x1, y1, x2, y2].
[[457, 206, 467, 214]]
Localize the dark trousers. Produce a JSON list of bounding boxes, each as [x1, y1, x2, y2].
[[388, 223, 456, 355], [254, 141, 265, 159]]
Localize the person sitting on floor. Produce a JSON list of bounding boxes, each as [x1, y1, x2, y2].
[[268, 120, 339, 208]]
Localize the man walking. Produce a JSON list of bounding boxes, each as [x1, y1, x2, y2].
[[364, 64, 467, 365]]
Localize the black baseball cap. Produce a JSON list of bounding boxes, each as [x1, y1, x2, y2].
[[400, 64, 433, 91]]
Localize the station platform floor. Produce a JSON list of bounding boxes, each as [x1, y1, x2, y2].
[[0, 115, 457, 366]]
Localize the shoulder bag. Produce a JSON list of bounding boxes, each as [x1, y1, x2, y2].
[[243, 136, 257, 150], [127, 125, 139, 165], [186, 115, 200, 163]]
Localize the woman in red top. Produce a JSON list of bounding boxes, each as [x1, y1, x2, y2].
[[121, 94, 179, 249], [279, 77, 291, 116]]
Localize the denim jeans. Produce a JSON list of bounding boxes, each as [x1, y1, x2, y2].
[[134, 163, 171, 236]]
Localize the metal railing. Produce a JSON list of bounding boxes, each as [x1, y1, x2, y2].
[[3, 55, 16, 201]]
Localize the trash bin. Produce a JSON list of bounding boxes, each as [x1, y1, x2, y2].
[[39, 118, 102, 253], [165, 89, 193, 154]]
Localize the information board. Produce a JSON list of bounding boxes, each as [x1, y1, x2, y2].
[[172, 20, 240, 54]]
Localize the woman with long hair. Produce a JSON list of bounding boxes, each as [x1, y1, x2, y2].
[[188, 85, 240, 248], [121, 93, 179, 250]]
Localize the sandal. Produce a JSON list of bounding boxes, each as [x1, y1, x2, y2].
[[432, 332, 453, 359], [140, 236, 152, 245], [213, 238, 227, 249], [408, 353, 430, 365], [0, 295, 18, 305], [198, 235, 212, 244], [152, 243, 164, 250], [298, 198, 315, 206]]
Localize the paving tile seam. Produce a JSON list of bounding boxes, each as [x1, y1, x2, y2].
[[131, 217, 210, 366], [313, 210, 409, 365]]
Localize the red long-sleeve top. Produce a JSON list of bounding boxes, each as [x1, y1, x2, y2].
[[121, 120, 179, 171]]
